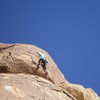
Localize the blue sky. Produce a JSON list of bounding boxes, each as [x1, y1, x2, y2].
[[0, 0, 100, 95]]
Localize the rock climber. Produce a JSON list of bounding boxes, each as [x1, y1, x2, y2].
[[37, 51, 48, 71]]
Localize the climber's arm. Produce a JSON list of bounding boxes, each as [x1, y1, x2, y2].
[[37, 51, 41, 56]]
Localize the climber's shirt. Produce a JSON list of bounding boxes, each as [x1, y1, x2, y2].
[[37, 52, 48, 63]]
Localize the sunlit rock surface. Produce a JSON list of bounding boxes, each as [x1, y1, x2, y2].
[[0, 43, 99, 100]]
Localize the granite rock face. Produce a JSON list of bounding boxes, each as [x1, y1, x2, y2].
[[0, 43, 99, 100], [0, 74, 73, 100]]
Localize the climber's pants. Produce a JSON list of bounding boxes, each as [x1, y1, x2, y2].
[[37, 58, 46, 70]]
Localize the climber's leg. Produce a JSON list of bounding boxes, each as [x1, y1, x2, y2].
[[42, 61, 46, 71], [37, 59, 42, 70], [42, 63, 48, 78]]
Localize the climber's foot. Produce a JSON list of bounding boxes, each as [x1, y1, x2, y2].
[[44, 70, 48, 78]]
